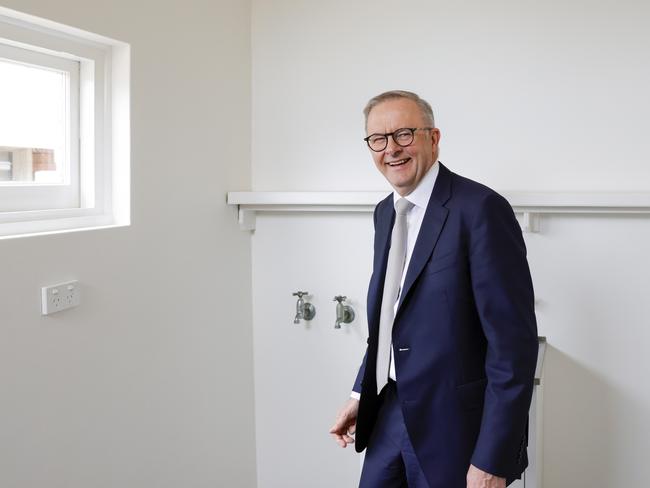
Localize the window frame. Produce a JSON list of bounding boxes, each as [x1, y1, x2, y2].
[[0, 7, 130, 239]]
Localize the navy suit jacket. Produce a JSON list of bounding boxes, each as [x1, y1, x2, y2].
[[353, 163, 538, 488]]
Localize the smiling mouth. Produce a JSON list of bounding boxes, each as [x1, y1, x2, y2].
[[386, 158, 410, 167]]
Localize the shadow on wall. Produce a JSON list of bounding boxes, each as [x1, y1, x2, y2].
[[543, 345, 630, 488]]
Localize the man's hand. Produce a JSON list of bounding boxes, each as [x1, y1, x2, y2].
[[466, 464, 506, 488], [329, 398, 359, 448]]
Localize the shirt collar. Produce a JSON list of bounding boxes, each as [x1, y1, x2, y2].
[[392, 161, 439, 210]]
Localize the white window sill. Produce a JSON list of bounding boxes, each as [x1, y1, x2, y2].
[[0, 208, 129, 240]]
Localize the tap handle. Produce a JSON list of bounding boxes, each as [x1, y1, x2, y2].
[[293, 291, 309, 298], [333, 295, 347, 303]]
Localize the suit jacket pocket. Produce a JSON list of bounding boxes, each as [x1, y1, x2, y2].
[[456, 377, 487, 411], [423, 251, 458, 275]]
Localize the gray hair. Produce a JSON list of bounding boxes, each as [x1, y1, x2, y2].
[[363, 90, 435, 130]]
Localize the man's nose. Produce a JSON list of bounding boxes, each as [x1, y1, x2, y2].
[[385, 137, 402, 155]]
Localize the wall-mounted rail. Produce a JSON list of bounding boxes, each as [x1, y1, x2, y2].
[[227, 191, 650, 231]]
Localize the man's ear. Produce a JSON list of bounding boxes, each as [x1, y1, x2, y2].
[[431, 128, 441, 155], [431, 128, 441, 146]]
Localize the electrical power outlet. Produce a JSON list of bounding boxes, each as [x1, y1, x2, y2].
[[41, 280, 80, 315]]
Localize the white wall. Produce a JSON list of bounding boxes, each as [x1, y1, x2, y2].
[[525, 214, 650, 487], [251, 213, 372, 487], [251, 1, 650, 487], [252, 0, 650, 193], [0, 1, 256, 487]]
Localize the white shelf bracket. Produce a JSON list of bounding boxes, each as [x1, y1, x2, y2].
[[238, 207, 256, 231], [522, 212, 540, 233]]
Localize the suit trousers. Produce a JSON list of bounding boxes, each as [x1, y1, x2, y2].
[[359, 381, 429, 488]]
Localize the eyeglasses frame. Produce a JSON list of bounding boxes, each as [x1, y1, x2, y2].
[[363, 127, 434, 152]]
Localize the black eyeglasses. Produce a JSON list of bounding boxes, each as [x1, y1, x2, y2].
[[363, 127, 433, 152]]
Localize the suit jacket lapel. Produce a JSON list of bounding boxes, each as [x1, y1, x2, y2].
[[397, 163, 452, 312], [367, 195, 394, 340]]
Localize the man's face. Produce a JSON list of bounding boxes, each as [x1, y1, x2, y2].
[[366, 98, 440, 197]]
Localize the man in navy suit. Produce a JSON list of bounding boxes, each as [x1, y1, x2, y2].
[[330, 91, 538, 488]]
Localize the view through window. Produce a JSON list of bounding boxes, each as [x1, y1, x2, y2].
[[0, 57, 69, 185]]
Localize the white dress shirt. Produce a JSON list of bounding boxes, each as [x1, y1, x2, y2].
[[388, 161, 439, 381], [351, 162, 439, 398]]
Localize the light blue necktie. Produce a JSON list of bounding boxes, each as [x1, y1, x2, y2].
[[376, 197, 413, 393]]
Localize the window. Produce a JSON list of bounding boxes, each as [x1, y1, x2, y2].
[[0, 7, 130, 239]]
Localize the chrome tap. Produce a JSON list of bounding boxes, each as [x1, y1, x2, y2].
[[293, 291, 316, 324], [333, 295, 355, 329]]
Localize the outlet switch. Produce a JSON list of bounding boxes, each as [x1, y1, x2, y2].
[[41, 280, 80, 315]]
